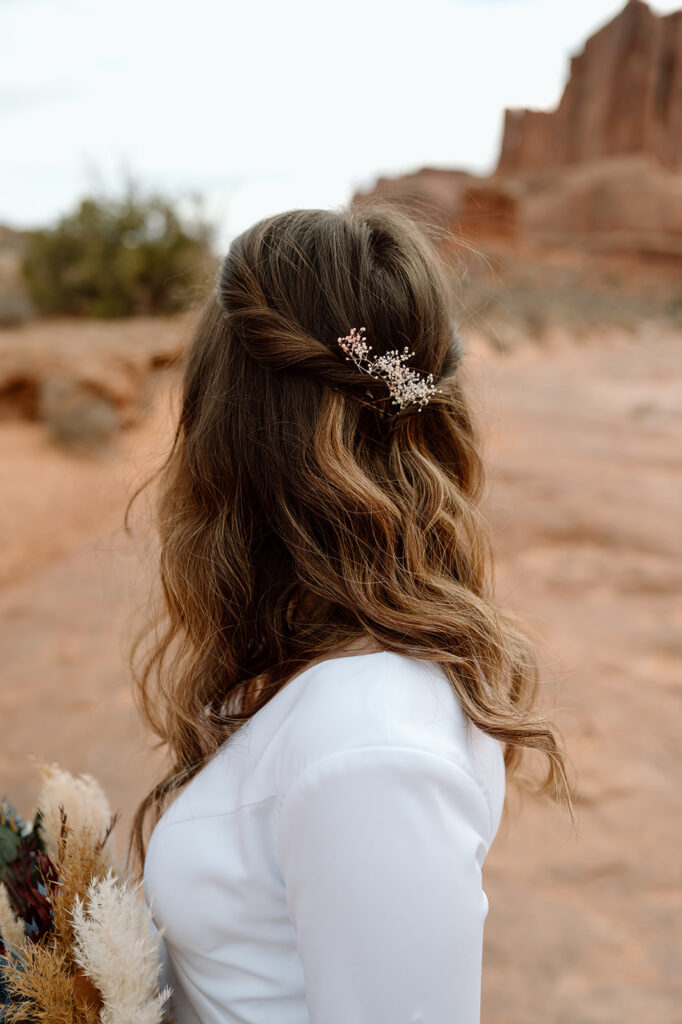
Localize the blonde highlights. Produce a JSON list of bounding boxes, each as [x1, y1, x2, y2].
[[126, 201, 572, 875]]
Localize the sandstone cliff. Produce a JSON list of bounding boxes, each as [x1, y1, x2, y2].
[[353, 0, 682, 271], [497, 0, 682, 172]]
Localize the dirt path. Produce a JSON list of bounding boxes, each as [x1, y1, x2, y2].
[[467, 326, 682, 1023], [1, 324, 680, 1022], [0, 371, 179, 841]]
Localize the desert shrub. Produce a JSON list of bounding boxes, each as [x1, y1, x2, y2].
[[21, 183, 218, 318]]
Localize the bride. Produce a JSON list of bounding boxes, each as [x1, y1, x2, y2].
[[125, 201, 572, 1023]]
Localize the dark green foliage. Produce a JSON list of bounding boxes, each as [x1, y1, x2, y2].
[[0, 805, 28, 870], [0, 805, 54, 944], [21, 182, 218, 318]]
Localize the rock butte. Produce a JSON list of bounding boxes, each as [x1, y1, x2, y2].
[[355, 0, 682, 263]]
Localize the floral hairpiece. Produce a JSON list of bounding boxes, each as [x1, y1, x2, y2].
[[337, 327, 441, 412]]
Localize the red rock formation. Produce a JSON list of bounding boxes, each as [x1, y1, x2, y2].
[[354, 169, 523, 240], [497, 0, 682, 172], [353, 168, 473, 230], [353, 2, 682, 262], [519, 155, 682, 251], [458, 181, 521, 239]]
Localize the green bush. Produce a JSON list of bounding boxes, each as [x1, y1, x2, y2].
[[21, 183, 218, 318]]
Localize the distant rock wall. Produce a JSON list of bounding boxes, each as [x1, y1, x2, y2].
[[353, 168, 474, 230], [497, 0, 682, 172], [353, 2, 682, 261]]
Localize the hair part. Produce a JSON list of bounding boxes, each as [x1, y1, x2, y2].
[[125, 200, 573, 877]]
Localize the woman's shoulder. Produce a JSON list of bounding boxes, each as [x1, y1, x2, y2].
[[274, 650, 505, 832], [279, 650, 465, 752]]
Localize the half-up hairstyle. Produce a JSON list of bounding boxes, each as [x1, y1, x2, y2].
[[126, 200, 572, 875]]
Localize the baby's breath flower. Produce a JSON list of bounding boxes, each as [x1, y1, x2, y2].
[[337, 327, 441, 411]]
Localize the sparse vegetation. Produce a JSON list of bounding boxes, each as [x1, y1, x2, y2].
[[451, 243, 682, 352], [21, 182, 218, 318]]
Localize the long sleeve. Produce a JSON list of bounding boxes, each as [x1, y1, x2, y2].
[[276, 745, 494, 1024]]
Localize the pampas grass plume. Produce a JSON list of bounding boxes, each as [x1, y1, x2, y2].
[[70, 870, 171, 1024], [0, 882, 25, 951], [36, 763, 114, 865], [50, 809, 111, 954]]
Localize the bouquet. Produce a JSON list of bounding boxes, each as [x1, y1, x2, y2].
[[0, 763, 172, 1023]]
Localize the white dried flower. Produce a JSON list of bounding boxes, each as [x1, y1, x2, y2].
[[70, 870, 172, 1024], [0, 882, 25, 951], [337, 326, 442, 412], [36, 762, 114, 864]]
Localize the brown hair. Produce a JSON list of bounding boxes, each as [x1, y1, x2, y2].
[[125, 201, 572, 875]]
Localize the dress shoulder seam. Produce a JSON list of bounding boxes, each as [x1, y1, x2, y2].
[[277, 742, 495, 844]]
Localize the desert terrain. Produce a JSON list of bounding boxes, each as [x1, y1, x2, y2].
[[0, 311, 679, 1023]]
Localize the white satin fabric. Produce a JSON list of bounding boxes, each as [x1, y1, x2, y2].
[[144, 650, 506, 1024]]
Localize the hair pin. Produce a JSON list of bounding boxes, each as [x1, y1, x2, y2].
[[337, 327, 441, 412]]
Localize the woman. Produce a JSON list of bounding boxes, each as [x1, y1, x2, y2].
[[127, 202, 572, 1024]]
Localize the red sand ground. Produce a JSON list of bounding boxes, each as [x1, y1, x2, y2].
[[0, 321, 680, 1023]]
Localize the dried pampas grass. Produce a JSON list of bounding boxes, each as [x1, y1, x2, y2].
[[49, 809, 113, 954], [36, 763, 114, 865], [71, 871, 171, 1024], [2, 942, 100, 1024], [0, 764, 173, 1023], [0, 883, 25, 952]]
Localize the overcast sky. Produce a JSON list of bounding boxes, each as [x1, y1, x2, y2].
[[2, 0, 679, 248]]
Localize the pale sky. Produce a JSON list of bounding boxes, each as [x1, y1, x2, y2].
[[2, 0, 679, 249]]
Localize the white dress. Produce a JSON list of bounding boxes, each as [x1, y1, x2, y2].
[[143, 650, 506, 1024]]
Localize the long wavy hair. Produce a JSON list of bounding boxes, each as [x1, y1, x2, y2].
[[125, 200, 572, 875]]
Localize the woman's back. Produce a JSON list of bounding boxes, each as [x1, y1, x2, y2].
[[131, 202, 571, 1023], [144, 650, 505, 1024]]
